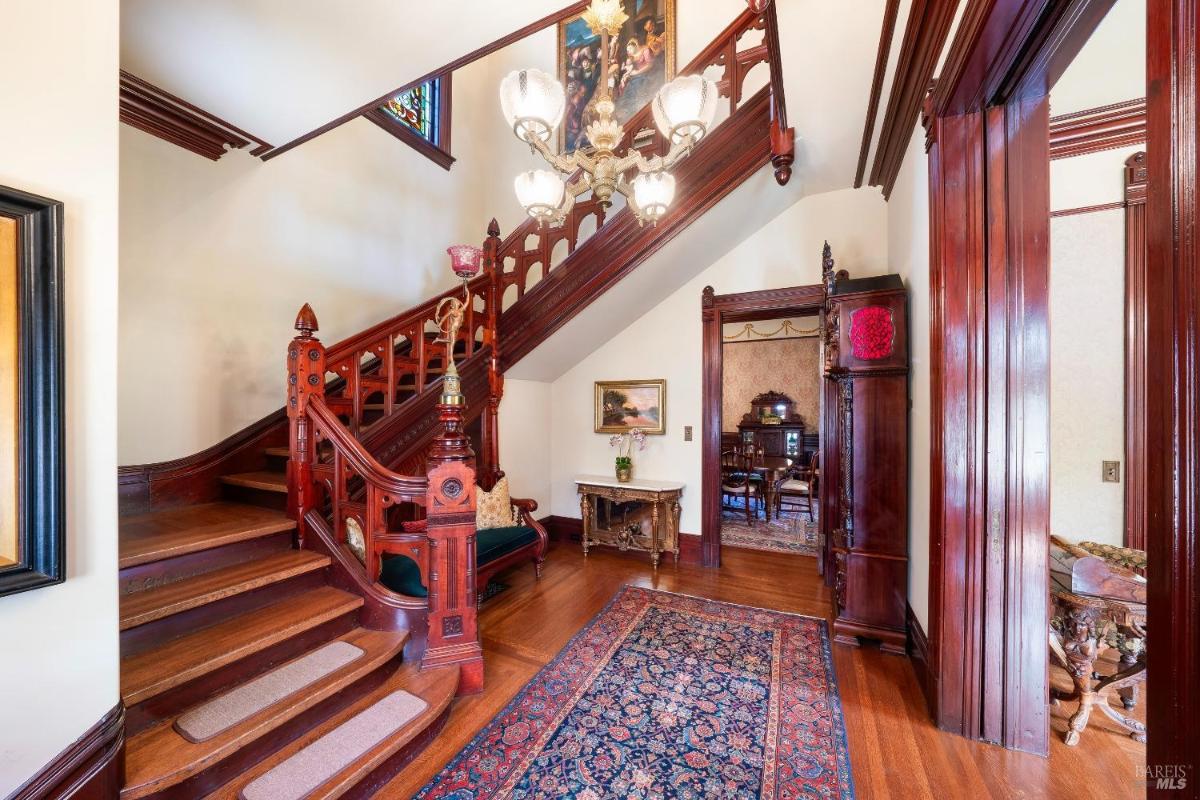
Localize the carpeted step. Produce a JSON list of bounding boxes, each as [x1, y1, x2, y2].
[[120, 628, 409, 800], [175, 640, 363, 742], [120, 550, 330, 630], [239, 690, 428, 800], [121, 586, 363, 707], [203, 661, 460, 800], [119, 502, 296, 569]]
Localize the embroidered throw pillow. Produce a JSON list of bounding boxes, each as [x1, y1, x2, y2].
[[476, 476, 518, 530]]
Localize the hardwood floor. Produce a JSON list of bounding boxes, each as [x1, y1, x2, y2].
[[377, 542, 1146, 799]]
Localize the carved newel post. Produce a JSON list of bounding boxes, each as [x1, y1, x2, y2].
[[422, 252, 485, 694], [479, 219, 504, 491], [286, 304, 326, 546]]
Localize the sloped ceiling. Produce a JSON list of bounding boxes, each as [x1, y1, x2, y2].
[[120, 0, 568, 146]]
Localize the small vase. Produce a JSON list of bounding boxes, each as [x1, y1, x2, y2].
[[616, 464, 632, 483]]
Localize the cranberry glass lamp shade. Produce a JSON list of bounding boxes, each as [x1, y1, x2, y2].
[[446, 245, 483, 280]]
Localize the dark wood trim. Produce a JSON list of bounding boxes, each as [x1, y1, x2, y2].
[[907, 604, 935, 714], [1049, 200, 1126, 217], [118, 71, 271, 159], [539, 515, 701, 565], [118, 409, 288, 515], [363, 74, 456, 171], [7, 703, 125, 800], [0, 185, 65, 598], [925, 0, 1121, 758], [868, 0, 959, 199], [500, 86, 774, 370], [701, 283, 826, 568], [259, 2, 589, 161], [1146, 1, 1200, 781], [1123, 151, 1147, 552], [1049, 97, 1145, 159], [854, 0, 902, 188]]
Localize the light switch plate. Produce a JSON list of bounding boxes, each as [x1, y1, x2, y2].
[[1102, 461, 1120, 483], [684, 425, 693, 442]]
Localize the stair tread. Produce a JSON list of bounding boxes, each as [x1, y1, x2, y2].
[[120, 503, 296, 569], [220, 471, 288, 493], [203, 661, 459, 800], [121, 628, 409, 800], [121, 586, 364, 707], [263, 446, 290, 458], [120, 550, 330, 630]]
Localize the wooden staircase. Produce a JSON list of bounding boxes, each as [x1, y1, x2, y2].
[[115, 5, 793, 796], [117, 450, 458, 800]]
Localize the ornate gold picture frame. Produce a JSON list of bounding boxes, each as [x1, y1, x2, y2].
[[595, 379, 666, 435]]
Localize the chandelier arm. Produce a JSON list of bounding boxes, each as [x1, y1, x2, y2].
[[530, 135, 582, 175]]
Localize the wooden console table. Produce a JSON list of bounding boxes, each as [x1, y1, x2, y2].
[[574, 475, 684, 568]]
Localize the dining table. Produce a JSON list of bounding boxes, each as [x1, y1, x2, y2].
[[746, 454, 793, 522]]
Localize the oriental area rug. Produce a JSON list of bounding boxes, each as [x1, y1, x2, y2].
[[721, 498, 820, 557], [416, 586, 854, 799]]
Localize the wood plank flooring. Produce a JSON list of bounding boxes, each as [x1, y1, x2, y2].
[[377, 542, 1146, 799]]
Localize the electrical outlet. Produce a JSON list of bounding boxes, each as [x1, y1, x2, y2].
[[683, 425, 693, 442], [1102, 461, 1121, 483]]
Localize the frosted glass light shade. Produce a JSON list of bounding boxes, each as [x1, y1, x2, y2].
[[446, 245, 483, 279], [500, 68, 565, 144], [514, 170, 566, 223], [652, 75, 719, 145], [632, 172, 676, 222]]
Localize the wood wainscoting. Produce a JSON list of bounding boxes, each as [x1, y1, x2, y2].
[[7, 703, 125, 800]]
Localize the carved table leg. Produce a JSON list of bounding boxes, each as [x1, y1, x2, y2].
[[1050, 597, 1104, 746], [580, 494, 591, 557], [672, 500, 681, 564], [650, 501, 660, 569]]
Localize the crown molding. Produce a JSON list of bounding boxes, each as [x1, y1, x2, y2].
[[1049, 97, 1145, 159], [119, 70, 271, 160], [854, 0, 902, 188]]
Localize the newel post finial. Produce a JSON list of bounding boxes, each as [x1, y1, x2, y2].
[[294, 303, 319, 338]]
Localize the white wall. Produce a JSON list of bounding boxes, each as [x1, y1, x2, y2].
[[886, 126, 932, 629], [0, 2, 120, 794], [544, 188, 889, 535], [119, 56, 500, 465], [498, 378, 553, 514]]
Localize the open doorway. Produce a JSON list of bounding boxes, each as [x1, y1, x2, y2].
[[718, 312, 822, 556], [699, 284, 824, 567]]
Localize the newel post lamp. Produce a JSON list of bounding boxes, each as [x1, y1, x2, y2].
[[435, 245, 483, 405]]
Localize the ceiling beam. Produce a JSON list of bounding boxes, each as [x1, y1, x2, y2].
[[854, 0, 902, 188]]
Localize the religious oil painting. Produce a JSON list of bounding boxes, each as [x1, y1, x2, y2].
[[595, 379, 666, 435], [0, 185, 65, 598], [558, 0, 676, 153]]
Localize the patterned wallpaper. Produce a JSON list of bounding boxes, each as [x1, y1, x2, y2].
[[722, 338, 821, 431]]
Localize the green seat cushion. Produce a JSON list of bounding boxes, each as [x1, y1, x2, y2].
[[477, 525, 539, 566], [379, 554, 428, 598], [378, 526, 539, 598]]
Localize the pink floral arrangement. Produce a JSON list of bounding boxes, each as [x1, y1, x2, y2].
[[610, 428, 646, 467]]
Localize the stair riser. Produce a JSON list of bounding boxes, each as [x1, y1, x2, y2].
[[339, 704, 451, 800], [221, 483, 287, 511], [121, 569, 328, 657], [126, 613, 358, 736], [126, 656, 400, 800], [119, 531, 295, 595]]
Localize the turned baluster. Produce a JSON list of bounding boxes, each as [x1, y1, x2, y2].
[[286, 304, 326, 546]]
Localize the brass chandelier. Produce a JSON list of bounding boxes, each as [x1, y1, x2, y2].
[[499, 0, 718, 226]]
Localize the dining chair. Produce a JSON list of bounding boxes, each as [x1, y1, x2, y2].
[[721, 449, 760, 523], [775, 450, 817, 521]]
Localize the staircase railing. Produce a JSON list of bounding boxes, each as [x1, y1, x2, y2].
[[286, 304, 484, 693]]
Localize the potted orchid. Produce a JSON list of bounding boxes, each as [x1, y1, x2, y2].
[[609, 428, 646, 482]]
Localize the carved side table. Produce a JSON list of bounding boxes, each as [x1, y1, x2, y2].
[[1049, 589, 1147, 746], [574, 475, 684, 568]]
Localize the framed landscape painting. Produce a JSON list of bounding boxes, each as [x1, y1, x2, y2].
[[595, 379, 666, 435], [0, 185, 65, 598], [558, 0, 676, 153]]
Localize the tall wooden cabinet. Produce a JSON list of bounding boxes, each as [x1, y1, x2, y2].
[[820, 274, 909, 654]]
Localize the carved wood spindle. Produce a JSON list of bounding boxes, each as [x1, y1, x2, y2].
[[286, 304, 326, 546]]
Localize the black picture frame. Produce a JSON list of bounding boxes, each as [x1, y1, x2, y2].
[[0, 185, 65, 598]]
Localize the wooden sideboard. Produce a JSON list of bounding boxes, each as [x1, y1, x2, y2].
[[575, 475, 683, 568], [821, 273, 909, 654]]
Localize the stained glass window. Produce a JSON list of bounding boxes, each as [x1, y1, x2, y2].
[[382, 78, 441, 145]]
